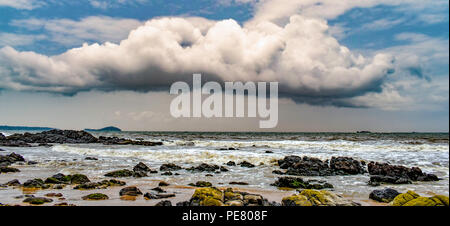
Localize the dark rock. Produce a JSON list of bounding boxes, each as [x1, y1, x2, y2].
[[187, 163, 220, 172], [284, 156, 334, 176], [0, 166, 20, 173], [73, 182, 101, 190], [119, 186, 143, 196], [330, 157, 366, 175], [133, 162, 157, 177], [369, 188, 400, 203], [226, 161, 236, 166], [265, 151, 274, 153], [105, 169, 134, 177], [27, 161, 38, 165], [155, 200, 172, 206], [159, 181, 169, 187], [161, 171, 173, 176], [176, 201, 191, 206], [278, 155, 302, 169], [144, 193, 176, 199], [238, 161, 255, 168], [98, 136, 163, 146], [84, 157, 98, 160], [0, 152, 25, 166], [189, 181, 212, 187], [23, 197, 53, 205], [151, 187, 166, 193], [23, 178, 50, 189], [220, 166, 229, 172], [45, 173, 71, 184], [272, 170, 285, 175], [45, 193, 63, 197], [271, 177, 333, 189], [160, 163, 182, 171], [368, 162, 439, 184], [3, 179, 21, 186], [229, 182, 249, 185]]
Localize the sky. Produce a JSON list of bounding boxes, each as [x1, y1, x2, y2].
[[0, 0, 448, 132]]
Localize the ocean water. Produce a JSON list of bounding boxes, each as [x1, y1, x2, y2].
[[1, 131, 448, 205]]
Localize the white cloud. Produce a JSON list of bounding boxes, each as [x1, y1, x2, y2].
[[0, 0, 43, 10], [0, 15, 394, 106], [11, 16, 143, 46], [89, 0, 147, 10]]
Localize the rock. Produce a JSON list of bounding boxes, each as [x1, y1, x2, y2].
[[82, 193, 109, 200], [101, 179, 126, 186], [155, 200, 172, 206], [144, 193, 176, 199], [272, 170, 285, 175], [265, 151, 274, 154], [74, 179, 126, 190], [27, 161, 38, 165], [133, 162, 157, 177], [104, 169, 134, 177], [189, 181, 212, 187], [271, 177, 333, 189], [45, 193, 63, 197], [159, 181, 169, 187], [45, 173, 71, 184], [119, 186, 143, 196], [284, 156, 334, 176], [85, 157, 98, 160], [187, 163, 220, 172], [161, 171, 173, 176], [369, 188, 400, 203], [189, 187, 224, 206], [0, 152, 25, 166], [229, 182, 249, 185], [226, 161, 236, 166], [74, 182, 101, 190], [330, 157, 365, 175], [238, 161, 255, 168], [392, 190, 448, 206], [220, 166, 228, 172], [368, 162, 439, 184], [278, 155, 302, 169], [98, 136, 163, 146], [0, 166, 20, 173], [3, 179, 21, 186], [23, 197, 53, 205], [23, 179, 50, 189], [151, 187, 166, 193], [70, 174, 90, 184], [160, 163, 182, 171], [282, 190, 360, 206]]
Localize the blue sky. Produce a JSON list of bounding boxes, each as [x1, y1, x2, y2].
[[0, 0, 448, 132]]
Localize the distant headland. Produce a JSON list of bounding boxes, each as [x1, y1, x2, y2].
[[84, 126, 122, 132]]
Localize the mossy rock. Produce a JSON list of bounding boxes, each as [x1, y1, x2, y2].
[[189, 181, 212, 187], [392, 191, 449, 206], [392, 190, 420, 206], [70, 174, 90, 184], [104, 169, 134, 177], [191, 187, 224, 206], [23, 197, 53, 205], [82, 193, 109, 200], [282, 190, 359, 206], [224, 191, 243, 201]]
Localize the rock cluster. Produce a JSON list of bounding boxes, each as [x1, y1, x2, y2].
[[105, 162, 157, 178], [177, 187, 278, 206], [278, 156, 365, 176], [368, 162, 439, 185], [0, 152, 25, 167]]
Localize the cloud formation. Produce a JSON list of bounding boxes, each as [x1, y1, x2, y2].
[[0, 14, 396, 106], [0, 0, 43, 10]]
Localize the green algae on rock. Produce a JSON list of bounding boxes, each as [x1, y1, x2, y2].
[[282, 190, 360, 206], [392, 190, 449, 206], [82, 193, 109, 200]]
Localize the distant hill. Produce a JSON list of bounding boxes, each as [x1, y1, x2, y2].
[[84, 126, 122, 132], [0, 125, 55, 131]]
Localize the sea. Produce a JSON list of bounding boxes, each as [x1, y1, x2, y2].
[[1, 130, 448, 206]]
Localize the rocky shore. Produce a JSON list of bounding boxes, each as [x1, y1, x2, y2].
[[0, 130, 448, 206]]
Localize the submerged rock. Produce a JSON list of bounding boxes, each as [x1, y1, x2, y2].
[[271, 177, 333, 189], [282, 190, 360, 206], [392, 190, 449, 206], [368, 162, 439, 184], [369, 188, 400, 203]]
